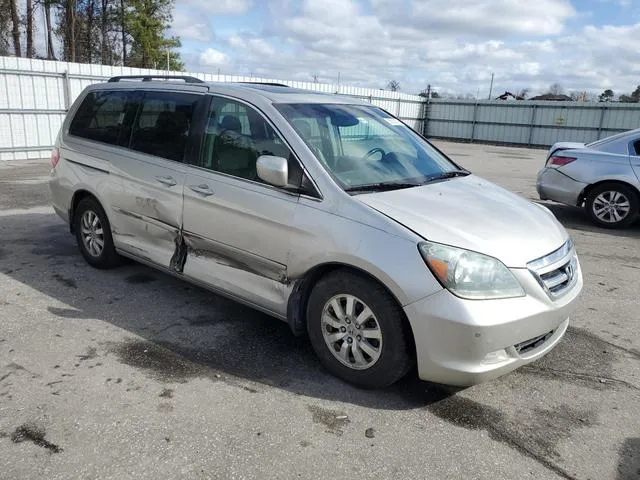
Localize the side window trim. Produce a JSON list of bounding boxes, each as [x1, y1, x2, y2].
[[200, 93, 323, 199]]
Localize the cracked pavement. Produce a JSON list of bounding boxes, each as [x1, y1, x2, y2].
[[0, 141, 639, 480]]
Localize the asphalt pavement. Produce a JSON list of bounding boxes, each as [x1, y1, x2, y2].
[[0, 141, 638, 480]]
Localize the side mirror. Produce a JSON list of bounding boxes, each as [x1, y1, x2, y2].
[[257, 155, 288, 188]]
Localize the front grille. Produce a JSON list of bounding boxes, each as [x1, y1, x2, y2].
[[527, 240, 578, 299], [514, 330, 554, 354]]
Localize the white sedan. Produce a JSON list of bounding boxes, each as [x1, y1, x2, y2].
[[537, 128, 640, 228]]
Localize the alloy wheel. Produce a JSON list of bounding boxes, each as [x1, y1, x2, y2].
[[321, 294, 383, 370], [80, 210, 105, 257]]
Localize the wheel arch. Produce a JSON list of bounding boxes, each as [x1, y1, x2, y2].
[[286, 263, 416, 355], [579, 179, 640, 206], [68, 188, 103, 233]]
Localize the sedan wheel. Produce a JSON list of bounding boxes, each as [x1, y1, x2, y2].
[[592, 191, 631, 224], [585, 183, 639, 229]]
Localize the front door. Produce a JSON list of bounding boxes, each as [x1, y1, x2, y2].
[[181, 95, 304, 316]]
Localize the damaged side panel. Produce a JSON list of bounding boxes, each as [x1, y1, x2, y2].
[[180, 231, 288, 316]]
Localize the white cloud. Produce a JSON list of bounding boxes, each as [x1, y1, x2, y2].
[[171, 11, 214, 42], [182, 0, 640, 97], [180, 0, 253, 14], [373, 0, 576, 36], [199, 48, 228, 66]]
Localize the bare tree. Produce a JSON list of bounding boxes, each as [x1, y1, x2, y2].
[[43, 0, 56, 59], [26, 0, 35, 57], [9, 0, 21, 56], [86, 0, 95, 63], [387, 79, 400, 91], [120, 0, 126, 64], [0, 0, 11, 55], [100, 0, 109, 62], [548, 83, 564, 95], [63, 0, 77, 61]]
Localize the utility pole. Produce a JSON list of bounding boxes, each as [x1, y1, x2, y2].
[[167, 49, 170, 71], [488, 72, 494, 100]]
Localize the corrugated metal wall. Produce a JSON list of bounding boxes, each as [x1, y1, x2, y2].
[[426, 99, 640, 147], [0, 56, 425, 161], [3, 56, 640, 161]]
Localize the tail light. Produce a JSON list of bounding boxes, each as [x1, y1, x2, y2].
[[50, 148, 60, 168], [547, 155, 576, 167]]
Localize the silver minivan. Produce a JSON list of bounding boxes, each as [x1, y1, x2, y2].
[[49, 76, 583, 388]]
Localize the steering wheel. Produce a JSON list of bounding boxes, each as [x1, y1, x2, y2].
[[363, 147, 386, 161]]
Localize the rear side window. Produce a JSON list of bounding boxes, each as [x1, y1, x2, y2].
[[69, 90, 133, 146], [633, 140, 640, 156], [129, 91, 200, 162]]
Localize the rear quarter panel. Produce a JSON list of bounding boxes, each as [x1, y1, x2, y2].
[[561, 150, 639, 192]]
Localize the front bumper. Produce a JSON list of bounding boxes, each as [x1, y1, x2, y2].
[[403, 264, 582, 386], [536, 167, 586, 206]]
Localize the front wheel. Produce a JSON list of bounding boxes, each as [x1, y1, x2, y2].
[[306, 271, 413, 388], [585, 183, 639, 229]]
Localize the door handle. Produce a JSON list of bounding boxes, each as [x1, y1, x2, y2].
[[189, 184, 214, 196], [155, 175, 177, 187]]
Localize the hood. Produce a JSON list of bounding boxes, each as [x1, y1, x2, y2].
[[357, 175, 568, 268]]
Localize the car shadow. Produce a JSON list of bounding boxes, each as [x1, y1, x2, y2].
[[541, 202, 640, 238], [617, 437, 640, 480], [0, 211, 460, 411]]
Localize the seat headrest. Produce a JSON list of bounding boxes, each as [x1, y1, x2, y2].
[[220, 115, 242, 133]]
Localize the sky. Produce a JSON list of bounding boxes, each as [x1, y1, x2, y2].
[[169, 0, 640, 97]]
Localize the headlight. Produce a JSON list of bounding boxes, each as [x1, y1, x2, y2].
[[418, 242, 525, 300]]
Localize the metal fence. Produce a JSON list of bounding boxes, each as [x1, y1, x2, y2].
[[3, 56, 640, 161], [0, 56, 425, 161], [425, 99, 640, 147]]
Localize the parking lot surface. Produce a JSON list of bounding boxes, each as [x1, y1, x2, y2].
[[1, 141, 639, 480]]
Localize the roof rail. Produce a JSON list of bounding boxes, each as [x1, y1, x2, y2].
[[107, 75, 205, 84], [238, 82, 290, 87]]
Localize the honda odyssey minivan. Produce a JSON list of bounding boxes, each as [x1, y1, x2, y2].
[[49, 76, 583, 388]]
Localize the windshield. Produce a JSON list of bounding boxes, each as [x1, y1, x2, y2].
[[275, 103, 461, 191]]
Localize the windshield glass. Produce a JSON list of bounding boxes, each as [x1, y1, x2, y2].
[[275, 103, 460, 190]]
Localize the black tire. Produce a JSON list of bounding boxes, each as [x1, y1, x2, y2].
[[306, 271, 413, 388], [74, 197, 121, 269], [585, 183, 639, 229]]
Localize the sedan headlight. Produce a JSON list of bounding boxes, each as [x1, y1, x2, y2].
[[418, 242, 525, 300]]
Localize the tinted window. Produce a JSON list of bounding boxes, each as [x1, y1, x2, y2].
[[633, 140, 640, 156], [130, 91, 200, 162], [202, 96, 302, 188], [69, 90, 134, 146]]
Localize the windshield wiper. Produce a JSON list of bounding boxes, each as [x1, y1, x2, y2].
[[344, 181, 422, 193], [422, 170, 470, 183]]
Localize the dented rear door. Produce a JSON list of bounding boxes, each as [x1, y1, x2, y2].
[[106, 89, 206, 268]]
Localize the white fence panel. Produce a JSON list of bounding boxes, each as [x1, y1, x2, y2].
[[0, 56, 425, 160]]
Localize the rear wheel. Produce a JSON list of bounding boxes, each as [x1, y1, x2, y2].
[[74, 197, 121, 268], [585, 183, 639, 229], [306, 271, 413, 388]]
